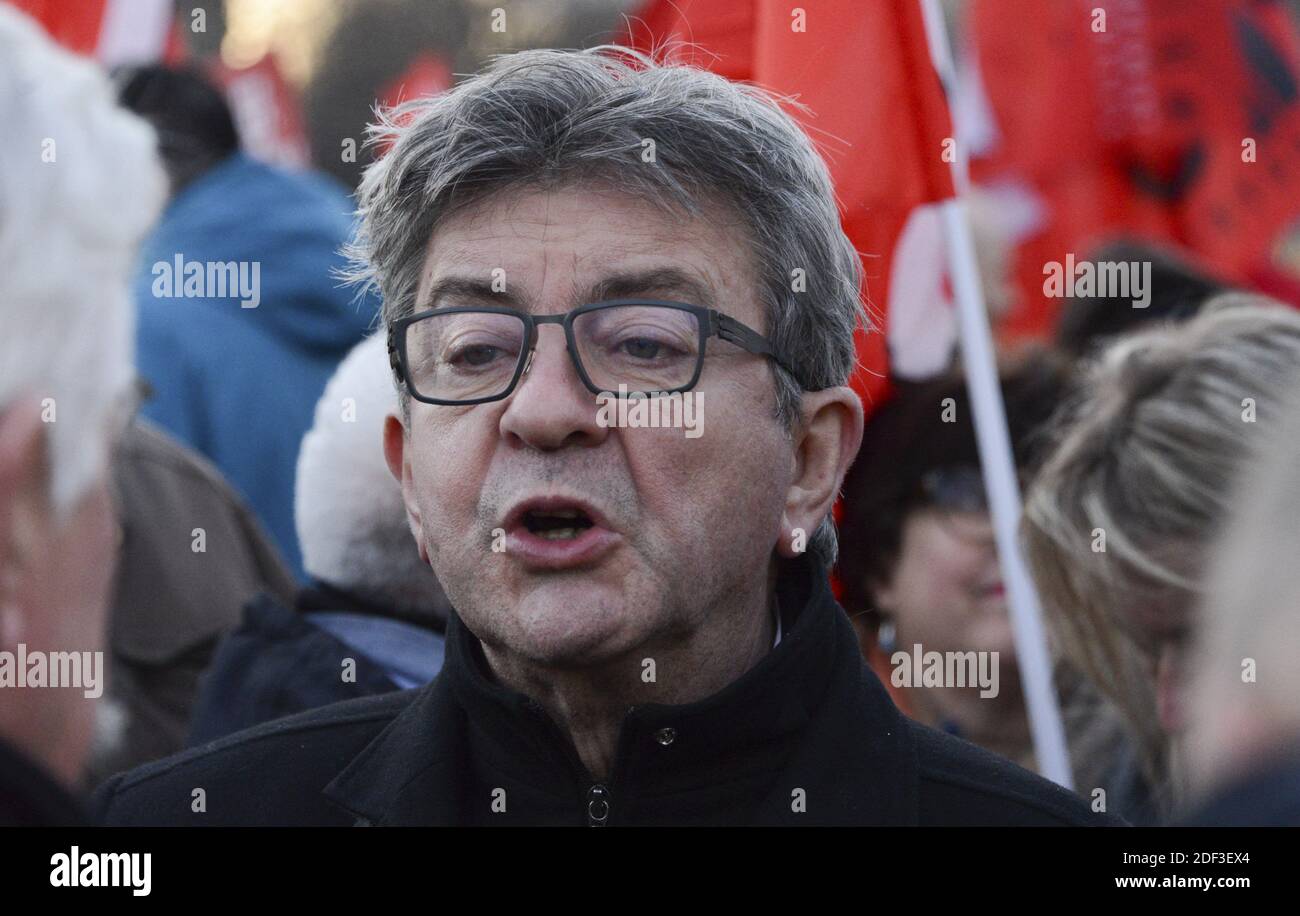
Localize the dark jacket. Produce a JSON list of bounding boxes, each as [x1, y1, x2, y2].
[[93, 417, 297, 788], [0, 737, 87, 827], [1179, 744, 1300, 826], [95, 556, 1120, 826], [186, 584, 445, 746]]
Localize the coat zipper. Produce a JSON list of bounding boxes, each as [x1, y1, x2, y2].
[[586, 783, 611, 827]]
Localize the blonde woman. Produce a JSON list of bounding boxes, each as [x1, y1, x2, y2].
[[1022, 295, 1300, 821]]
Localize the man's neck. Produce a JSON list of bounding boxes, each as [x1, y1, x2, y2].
[[480, 587, 778, 781]]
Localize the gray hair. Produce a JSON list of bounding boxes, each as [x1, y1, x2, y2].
[[0, 6, 165, 518], [345, 46, 866, 566], [296, 333, 449, 623], [1022, 295, 1300, 786]]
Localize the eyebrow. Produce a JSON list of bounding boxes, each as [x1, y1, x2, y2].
[[419, 277, 526, 312], [418, 267, 717, 313], [585, 268, 717, 310]]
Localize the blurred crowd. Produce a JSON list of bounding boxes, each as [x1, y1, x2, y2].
[[1, 0, 1299, 829]]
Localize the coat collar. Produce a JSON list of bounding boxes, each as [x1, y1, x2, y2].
[[322, 556, 917, 825]]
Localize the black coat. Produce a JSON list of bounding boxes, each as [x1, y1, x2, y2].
[[0, 737, 87, 827], [95, 556, 1121, 826], [1179, 744, 1300, 826], [186, 584, 438, 747]]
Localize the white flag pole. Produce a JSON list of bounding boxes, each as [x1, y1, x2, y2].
[[917, 0, 1073, 788]]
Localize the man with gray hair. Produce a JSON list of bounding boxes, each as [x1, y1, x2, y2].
[[0, 6, 166, 823], [99, 47, 1108, 826], [184, 333, 451, 745]]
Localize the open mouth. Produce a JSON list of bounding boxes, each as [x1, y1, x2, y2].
[[501, 495, 620, 569], [522, 508, 595, 541]]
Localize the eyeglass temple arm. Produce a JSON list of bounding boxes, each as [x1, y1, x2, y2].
[[386, 330, 407, 384], [712, 311, 799, 379], [713, 311, 775, 356]]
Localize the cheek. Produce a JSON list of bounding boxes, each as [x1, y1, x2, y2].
[[46, 482, 116, 648], [409, 412, 492, 537], [892, 523, 984, 615], [920, 527, 990, 588], [623, 411, 788, 554]]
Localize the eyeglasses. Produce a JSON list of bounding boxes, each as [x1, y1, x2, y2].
[[387, 299, 797, 405], [919, 466, 989, 515]]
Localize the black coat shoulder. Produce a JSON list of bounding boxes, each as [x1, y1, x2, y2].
[[94, 689, 418, 826], [908, 719, 1124, 826]]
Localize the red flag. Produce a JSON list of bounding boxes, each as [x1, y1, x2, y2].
[[209, 55, 310, 170], [623, 0, 755, 80], [753, 0, 955, 405], [371, 53, 456, 160], [623, 0, 957, 407], [5, 0, 174, 65], [970, 0, 1300, 332], [5, 0, 106, 56], [378, 52, 454, 110]]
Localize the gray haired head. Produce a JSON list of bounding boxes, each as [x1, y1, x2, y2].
[[296, 332, 451, 624], [345, 46, 866, 566]]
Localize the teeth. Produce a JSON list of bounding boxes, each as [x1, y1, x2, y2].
[[537, 527, 580, 540], [544, 509, 581, 519]]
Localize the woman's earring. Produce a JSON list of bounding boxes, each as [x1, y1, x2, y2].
[[877, 619, 897, 654]]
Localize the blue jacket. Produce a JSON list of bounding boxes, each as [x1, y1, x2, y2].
[[133, 153, 377, 580]]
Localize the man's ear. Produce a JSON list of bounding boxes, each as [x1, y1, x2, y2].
[[777, 385, 863, 559], [383, 412, 428, 563], [0, 397, 51, 649]]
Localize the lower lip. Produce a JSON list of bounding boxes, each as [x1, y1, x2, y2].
[[506, 524, 621, 570]]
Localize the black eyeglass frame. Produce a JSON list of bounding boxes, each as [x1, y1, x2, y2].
[[387, 298, 798, 406]]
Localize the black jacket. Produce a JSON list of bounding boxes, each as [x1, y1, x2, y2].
[[0, 737, 87, 827], [96, 556, 1119, 826], [1179, 744, 1300, 826], [186, 584, 443, 747]]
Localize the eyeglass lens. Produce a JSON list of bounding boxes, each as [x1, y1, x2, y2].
[[403, 304, 702, 401]]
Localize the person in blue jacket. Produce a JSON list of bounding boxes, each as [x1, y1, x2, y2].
[[118, 65, 376, 581]]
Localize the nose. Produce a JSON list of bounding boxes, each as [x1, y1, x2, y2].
[[498, 323, 608, 451]]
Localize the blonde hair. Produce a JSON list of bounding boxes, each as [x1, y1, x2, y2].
[[1188, 362, 1300, 791], [1022, 296, 1300, 794]]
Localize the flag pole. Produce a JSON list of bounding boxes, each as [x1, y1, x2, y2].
[[917, 0, 1073, 788]]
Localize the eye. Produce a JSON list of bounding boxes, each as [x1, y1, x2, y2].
[[608, 325, 693, 362], [443, 337, 520, 372], [619, 336, 664, 360], [453, 344, 504, 367]]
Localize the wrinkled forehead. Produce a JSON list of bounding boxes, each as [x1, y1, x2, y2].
[[413, 183, 766, 327]]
